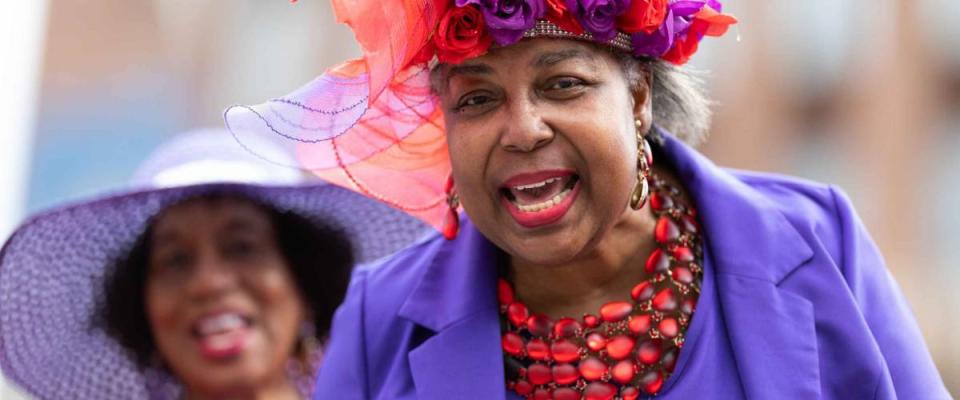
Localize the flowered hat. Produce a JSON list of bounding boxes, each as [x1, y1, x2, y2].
[[0, 129, 429, 399], [224, 0, 736, 234]]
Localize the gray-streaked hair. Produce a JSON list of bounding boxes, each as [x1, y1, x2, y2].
[[430, 46, 714, 146], [617, 54, 713, 146]]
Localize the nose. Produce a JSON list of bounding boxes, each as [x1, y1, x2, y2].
[[499, 97, 553, 153], [185, 250, 237, 300]]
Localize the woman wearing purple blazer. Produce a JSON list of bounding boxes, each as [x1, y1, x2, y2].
[[226, 0, 950, 398]]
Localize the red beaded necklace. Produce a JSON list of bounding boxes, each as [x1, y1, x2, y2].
[[498, 173, 704, 400]]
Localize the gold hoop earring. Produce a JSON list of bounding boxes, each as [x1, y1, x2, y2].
[[630, 120, 653, 210]]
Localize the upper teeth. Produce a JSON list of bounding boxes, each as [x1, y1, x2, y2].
[[513, 177, 562, 191], [197, 313, 245, 336]]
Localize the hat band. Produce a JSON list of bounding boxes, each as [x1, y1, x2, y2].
[[522, 20, 633, 54]]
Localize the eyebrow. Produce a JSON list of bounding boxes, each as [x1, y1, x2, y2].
[[446, 63, 495, 79], [532, 49, 595, 68]]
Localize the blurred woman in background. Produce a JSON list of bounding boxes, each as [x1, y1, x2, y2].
[[0, 129, 428, 399]]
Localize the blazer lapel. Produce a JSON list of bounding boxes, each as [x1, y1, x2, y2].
[[398, 222, 507, 400], [660, 131, 821, 399]]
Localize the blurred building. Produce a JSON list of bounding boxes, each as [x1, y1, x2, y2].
[[1, 0, 958, 397]]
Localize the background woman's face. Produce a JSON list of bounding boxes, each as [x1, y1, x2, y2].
[[144, 197, 305, 396], [439, 39, 648, 266]]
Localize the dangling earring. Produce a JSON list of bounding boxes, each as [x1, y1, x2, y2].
[[443, 173, 460, 240], [289, 321, 321, 398], [630, 120, 653, 210]]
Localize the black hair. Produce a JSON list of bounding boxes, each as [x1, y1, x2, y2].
[[99, 195, 354, 368]]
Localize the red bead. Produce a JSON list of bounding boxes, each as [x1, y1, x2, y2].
[[583, 314, 600, 328], [527, 338, 551, 360], [578, 357, 607, 381], [637, 339, 662, 365], [682, 214, 699, 234], [611, 360, 636, 384], [442, 208, 459, 240], [654, 216, 680, 244], [659, 318, 679, 338], [532, 388, 552, 400], [652, 288, 677, 312], [672, 266, 694, 284], [645, 248, 671, 274], [681, 297, 697, 315], [599, 301, 633, 323], [528, 363, 553, 385], [514, 379, 533, 395], [662, 347, 679, 372], [629, 314, 652, 334], [672, 246, 695, 262], [631, 281, 655, 302], [551, 339, 580, 363], [553, 387, 579, 400], [586, 333, 607, 352], [507, 303, 529, 327], [497, 279, 514, 305], [621, 386, 641, 400], [552, 363, 580, 385], [502, 332, 524, 356], [606, 335, 636, 360], [650, 191, 674, 212], [553, 318, 582, 338], [584, 382, 617, 400], [527, 314, 553, 337], [639, 370, 664, 394]]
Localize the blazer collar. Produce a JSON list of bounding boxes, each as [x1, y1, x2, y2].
[[659, 131, 821, 398], [398, 221, 507, 400], [658, 131, 814, 283]]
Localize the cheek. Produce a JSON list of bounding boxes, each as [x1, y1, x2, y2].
[[250, 265, 305, 340], [145, 282, 179, 333]]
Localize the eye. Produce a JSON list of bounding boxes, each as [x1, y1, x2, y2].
[[224, 239, 257, 260], [454, 92, 497, 114], [550, 77, 582, 90], [155, 250, 192, 273]]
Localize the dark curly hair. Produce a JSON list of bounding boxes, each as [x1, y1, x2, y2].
[[99, 194, 354, 368]]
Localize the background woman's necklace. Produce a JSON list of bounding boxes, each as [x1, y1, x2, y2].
[[499, 173, 704, 400]]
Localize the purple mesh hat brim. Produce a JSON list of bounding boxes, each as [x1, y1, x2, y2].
[[0, 182, 429, 399]]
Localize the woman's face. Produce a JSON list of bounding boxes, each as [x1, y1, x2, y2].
[[144, 197, 305, 396], [438, 38, 651, 265]]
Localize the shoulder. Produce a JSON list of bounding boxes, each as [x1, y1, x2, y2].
[[728, 169, 854, 241], [723, 168, 869, 273], [349, 232, 447, 318]]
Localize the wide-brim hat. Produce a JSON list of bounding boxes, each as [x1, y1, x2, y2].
[[223, 0, 737, 232], [0, 129, 430, 399]]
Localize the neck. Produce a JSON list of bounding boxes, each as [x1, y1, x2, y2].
[[183, 374, 301, 400], [508, 201, 657, 319]]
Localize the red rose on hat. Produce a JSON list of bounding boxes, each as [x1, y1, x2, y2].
[[434, 5, 493, 64], [616, 0, 667, 34]]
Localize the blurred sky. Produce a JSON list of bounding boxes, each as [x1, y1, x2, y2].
[[2, 0, 958, 398]]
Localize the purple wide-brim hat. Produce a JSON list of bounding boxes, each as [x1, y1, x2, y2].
[[0, 184, 429, 397]]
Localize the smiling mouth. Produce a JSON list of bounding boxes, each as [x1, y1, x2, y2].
[[502, 174, 579, 212], [192, 312, 253, 360]]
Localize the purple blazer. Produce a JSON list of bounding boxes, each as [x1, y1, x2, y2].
[[314, 134, 949, 399]]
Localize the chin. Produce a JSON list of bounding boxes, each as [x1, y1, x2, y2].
[[502, 228, 587, 267]]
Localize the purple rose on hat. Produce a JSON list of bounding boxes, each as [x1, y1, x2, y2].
[[631, 0, 705, 57], [565, 0, 631, 43], [456, 0, 546, 46]]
